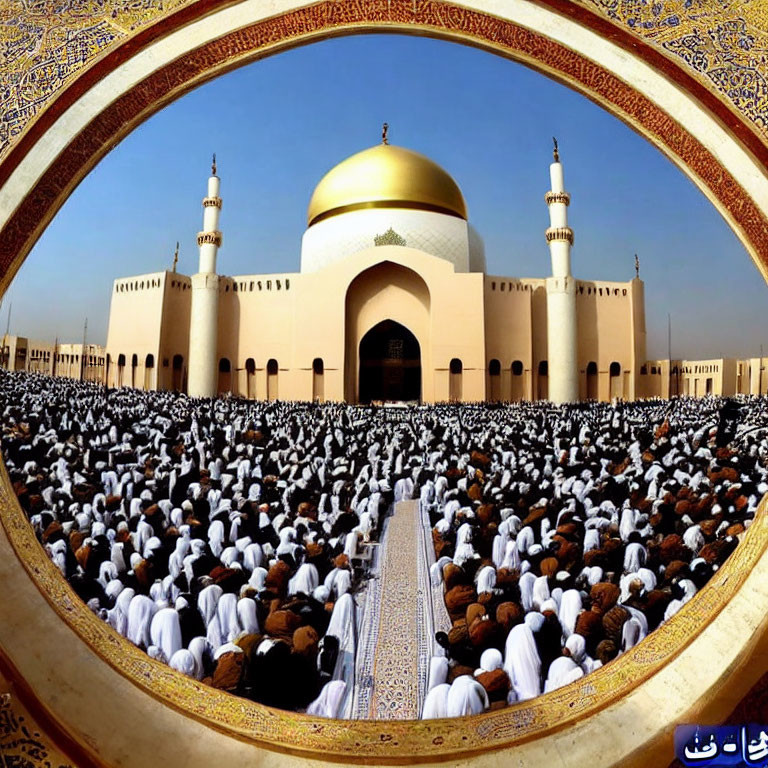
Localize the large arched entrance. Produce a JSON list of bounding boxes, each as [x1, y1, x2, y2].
[[359, 320, 421, 404]]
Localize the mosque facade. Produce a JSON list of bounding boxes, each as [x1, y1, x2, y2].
[[99, 139, 761, 404], [102, 139, 647, 404]]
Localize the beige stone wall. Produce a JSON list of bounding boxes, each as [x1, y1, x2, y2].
[[105, 273, 169, 389], [574, 279, 638, 401]]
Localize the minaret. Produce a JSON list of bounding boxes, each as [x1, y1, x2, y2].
[[187, 155, 222, 398], [545, 138, 578, 403]]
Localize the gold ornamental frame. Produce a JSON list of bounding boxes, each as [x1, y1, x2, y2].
[[1, 2, 768, 766]]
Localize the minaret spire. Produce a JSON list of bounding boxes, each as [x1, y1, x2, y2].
[[544, 138, 578, 403], [172, 241, 179, 273], [381, 122, 389, 145], [187, 157, 223, 398]]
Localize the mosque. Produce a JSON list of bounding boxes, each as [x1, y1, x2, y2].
[[104, 130, 654, 405]]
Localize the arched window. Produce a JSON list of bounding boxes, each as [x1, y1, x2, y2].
[[640, 365, 648, 375], [511, 360, 523, 376], [172, 354, 184, 392], [144, 354, 154, 390], [609, 361, 622, 399], [130, 353, 138, 388], [586, 361, 598, 400], [449, 358, 462, 402], [267, 359, 278, 400], [218, 357, 232, 395], [245, 357, 256, 399], [488, 358, 501, 401], [312, 358, 324, 402], [537, 360, 548, 400]]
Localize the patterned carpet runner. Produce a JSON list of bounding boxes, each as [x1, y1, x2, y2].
[[356, 499, 450, 720]]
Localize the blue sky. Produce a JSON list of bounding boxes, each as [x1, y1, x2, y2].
[[8, 33, 767, 359]]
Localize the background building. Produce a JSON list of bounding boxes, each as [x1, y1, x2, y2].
[[0, 335, 105, 383]]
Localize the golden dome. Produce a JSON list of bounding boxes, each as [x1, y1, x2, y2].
[[307, 144, 467, 227]]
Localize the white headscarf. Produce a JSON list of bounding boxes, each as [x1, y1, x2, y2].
[[479, 648, 503, 673], [558, 589, 583, 641], [197, 584, 223, 625], [288, 563, 320, 596], [237, 597, 260, 635], [107, 586, 134, 635], [503, 624, 541, 702], [216, 592, 242, 644], [126, 594, 158, 649], [421, 683, 451, 719], [446, 675, 489, 717], [544, 656, 584, 692], [149, 607, 183, 663], [306, 680, 347, 719], [169, 649, 197, 677], [428, 656, 449, 691], [188, 636, 209, 680]]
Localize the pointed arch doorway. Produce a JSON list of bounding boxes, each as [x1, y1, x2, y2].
[[359, 320, 421, 404]]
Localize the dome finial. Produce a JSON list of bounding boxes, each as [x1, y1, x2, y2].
[[552, 136, 560, 163], [382, 122, 389, 146], [211, 152, 217, 176]]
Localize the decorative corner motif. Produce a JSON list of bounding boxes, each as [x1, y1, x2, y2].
[[374, 227, 407, 247], [0, 688, 74, 768]]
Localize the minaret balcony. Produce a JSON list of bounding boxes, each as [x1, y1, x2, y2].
[[202, 196, 222, 209], [196, 230, 223, 247], [545, 226, 574, 245], [545, 191, 571, 206]]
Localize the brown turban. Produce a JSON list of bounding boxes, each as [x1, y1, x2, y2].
[[468, 617, 498, 647], [265, 560, 291, 595], [443, 564, 467, 591], [292, 626, 319, 657], [574, 610, 602, 642], [264, 609, 301, 641], [466, 603, 486, 627], [496, 601, 524, 634], [476, 669, 510, 702], [211, 651, 244, 691], [540, 557, 559, 578], [589, 583, 620, 615], [445, 585, 477, 620], [448, 620, 469, 647], [602, 605, 630, 644]]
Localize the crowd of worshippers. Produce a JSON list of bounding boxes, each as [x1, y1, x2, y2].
[[421, 396, 768, 718], [2, 370, 767, 721], [0, 372, 401, 716]]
